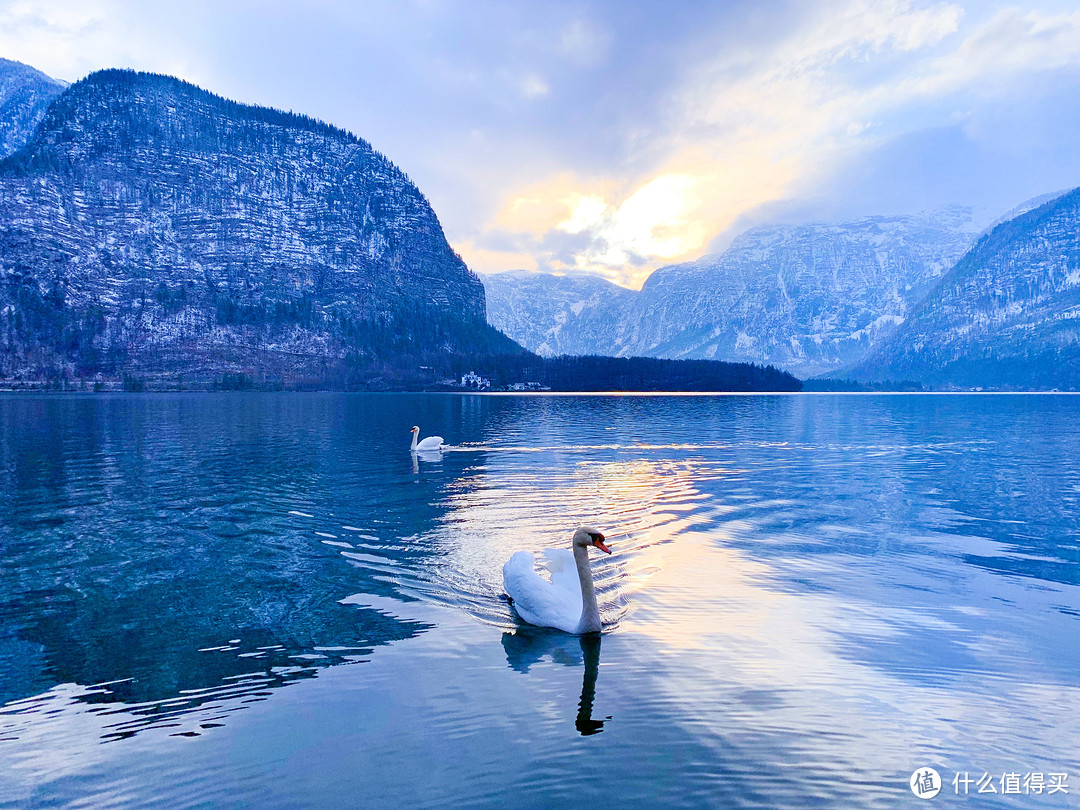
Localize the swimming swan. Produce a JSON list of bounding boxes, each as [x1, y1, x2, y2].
[[410, 426, 444, 452], [503, 527, 612, 634]]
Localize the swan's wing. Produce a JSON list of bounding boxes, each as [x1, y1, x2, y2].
[[503, 550, 582, 633], [540, 548, 582, 595], [416, 436, 444, 450]]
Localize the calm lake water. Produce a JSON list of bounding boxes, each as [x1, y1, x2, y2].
[[0, 393, 1078, 808]]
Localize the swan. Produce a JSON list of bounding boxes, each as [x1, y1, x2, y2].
[[503, 527, 612, 634], [410, 426, 444, 452]]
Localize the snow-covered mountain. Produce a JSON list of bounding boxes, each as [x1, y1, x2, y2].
[[481, 270, 635, 356], [848, 188, 1080, 389], [0, 69, 517, 385], [484, 208, 979, 378], [0, 59, 66, 159], [980, 190, 1069, 234]]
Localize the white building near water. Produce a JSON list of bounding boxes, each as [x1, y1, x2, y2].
[[460, 371, 490, 389]]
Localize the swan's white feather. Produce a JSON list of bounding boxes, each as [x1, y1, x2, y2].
[[415, 435, 444, 451], [541, 548, 580, 593], [503, 549, 584, 634]]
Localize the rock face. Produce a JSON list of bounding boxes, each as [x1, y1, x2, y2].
[[0, 69, 517, 385], [848, 188, 1080, 389], [484, 209, 978, 377], [481, 270, 635, 357], [0, 59, 66, 160]]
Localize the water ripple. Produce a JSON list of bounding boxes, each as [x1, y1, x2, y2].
[[1, 393, 1078, 808]]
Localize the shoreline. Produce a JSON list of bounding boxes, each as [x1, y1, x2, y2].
[[1, 388, 1077, 396]]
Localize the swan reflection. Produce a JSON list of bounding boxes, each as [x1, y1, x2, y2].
[[411, 447, 443, 474], [502, 627, 609, 736]]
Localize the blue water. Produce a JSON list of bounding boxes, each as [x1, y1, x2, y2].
[[0, 393, 1077, 808]]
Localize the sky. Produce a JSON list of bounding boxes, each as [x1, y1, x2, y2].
[[2, 0, 1079, 288]]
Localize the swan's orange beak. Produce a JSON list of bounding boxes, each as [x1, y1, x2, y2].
[[593, 538, 611, 554]]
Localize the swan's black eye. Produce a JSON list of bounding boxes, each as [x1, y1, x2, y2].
[[589, 532, 604, 542]]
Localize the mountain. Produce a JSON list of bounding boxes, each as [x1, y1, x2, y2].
[[847, 188, 1080, 389], [484, 209, 978, 378], [0, 69, 518, 387], [0, 59, 66, 159], [481, 270, 635, 357], [980, 190, 1068, 234]]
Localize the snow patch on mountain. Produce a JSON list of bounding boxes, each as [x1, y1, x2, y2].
[[484, 208, 980, 378]]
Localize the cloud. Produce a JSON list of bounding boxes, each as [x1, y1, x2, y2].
[[0, 0, 114, 78], [788, 0, 963, 62], [557, 18, 613, 67], [0, 0, 204, 82], [2, 0, 1079, 287], [902, 6, 1080, 96], [519, 73, 550, 98], [459, 0, 1080, 287]]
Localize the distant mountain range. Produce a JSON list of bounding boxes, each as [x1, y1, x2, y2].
[[485, 207, 982, 379], [0, 59, 66, 160], [0, 67, 517, 387], [486, 191, 1080, 389], [0, 62, 804, 393], [482, 270, 636, 358], [2, 60, 1075, 391], [848, 189, 1080, 389]]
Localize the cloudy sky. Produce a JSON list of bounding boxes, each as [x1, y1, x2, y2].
[[3, 0, 1079, 287]]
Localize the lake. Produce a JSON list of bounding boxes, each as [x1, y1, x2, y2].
[[0, 393, 1078, 808]]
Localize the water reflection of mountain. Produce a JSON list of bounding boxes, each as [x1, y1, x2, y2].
[[0, 394, 492, 736], [706, 395, 1080, 588], [3, 392, 1079, 744]]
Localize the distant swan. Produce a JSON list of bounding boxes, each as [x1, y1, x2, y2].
[[503, 527, 612, 634], [410, 426, 444, 452]]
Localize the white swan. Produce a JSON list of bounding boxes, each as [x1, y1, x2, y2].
[[503, 527, 612, 634], [410, 426, 444, 452]]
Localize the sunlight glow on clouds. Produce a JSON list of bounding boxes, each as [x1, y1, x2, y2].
[[458, 0, 1080, 287], [461, 0, 968, 285], [2, 0, 1080, 288], [558, 174, 706, 271]]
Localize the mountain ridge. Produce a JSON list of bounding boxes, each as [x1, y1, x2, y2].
[[0, 58, 66, 160], [0, 68, 518, 387], [482, 269, 635, 357], [484, 207, 979, 377], [846, 187, 1080, 388]]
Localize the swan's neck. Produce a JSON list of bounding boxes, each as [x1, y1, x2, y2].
[[410, 432, 417, 451], [574, 544, 602, 634]]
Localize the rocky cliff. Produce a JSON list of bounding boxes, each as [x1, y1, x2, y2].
[[481, 270, 636, 357], [484, 209, 978, 378], [848, 188, 1080, 389], [0, 69, 517, 387]]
